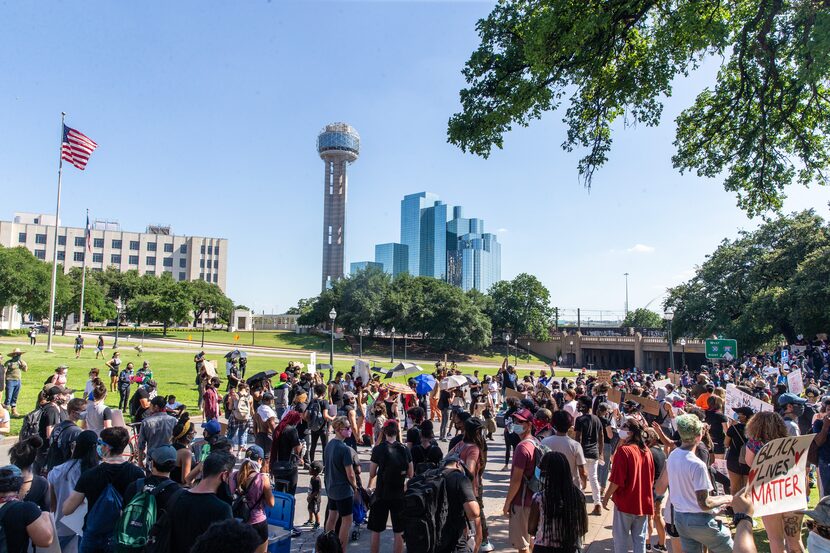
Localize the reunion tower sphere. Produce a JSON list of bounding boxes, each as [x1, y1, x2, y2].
[[318, 123, 360, 291]]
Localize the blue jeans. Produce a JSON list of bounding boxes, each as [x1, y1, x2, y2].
[[79, 533, 114, 553], [4, 380, 20, 408], [673, 511, 733, 553], [226, 423, 248, 449], [599, 443, 614, 487], [612, 509, 648, 553]]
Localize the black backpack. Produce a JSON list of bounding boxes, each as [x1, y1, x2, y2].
[[307, 399, 325, 433], [45, 420, 76, 470], [376, 442, 409, 499], [19, 407, 43, 442], [401, 467, 451, 553]]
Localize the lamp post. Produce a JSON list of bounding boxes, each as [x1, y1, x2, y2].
[[200, 315, 206, 348], [664, 307, 675, 373], [113, 298, 122, 349], [329, 308, 337, 366], [251, 307, 256, 346], [390, 327, 396, 363], [569, 340, 574, 367], [527, 341, 531, 363], [404, 333, 408, 361], [680, 338, 687, 371], [358, 326, 364, 358], [514, 338, 518, 365], [504, 333, 511, 362], [624, 272, 630, 315]]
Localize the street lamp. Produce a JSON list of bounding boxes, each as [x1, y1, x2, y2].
[[201, 314, 206, 348], [680, 338, 687, 371], [404, 332, 408, 361], [504, 333, 511, 361], [358, 326, 364, 358], [113, 298, 123, 349], [514, 338, 519, 365], [664, 307, 675, 374], [569, 340, 574, 368], [527, 341, 531, 363], [390, 327, 396, 363], [329, 308, 337, 366]]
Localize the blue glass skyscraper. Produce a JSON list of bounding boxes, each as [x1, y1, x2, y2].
[[374, 243, 409, 276], [419, 201, 447, 280], [400, 192, 439, 276]]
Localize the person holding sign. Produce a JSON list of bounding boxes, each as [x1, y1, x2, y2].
[[744, 411, 804, 553]]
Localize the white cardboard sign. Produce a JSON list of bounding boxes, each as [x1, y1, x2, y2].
[[748, 434, 813, 517], [725, 384, 773, 420], [653, 379, 671, 389], [309, 352, 317, 374], [788, 369, 804, 395]]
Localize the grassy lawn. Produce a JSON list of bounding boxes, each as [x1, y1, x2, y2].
[[0, 347, 578, 435]]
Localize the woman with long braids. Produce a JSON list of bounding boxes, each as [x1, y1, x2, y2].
[[448, 416, 493, 552], [170, 412, 196, 484], [528, 451, 589, 553]]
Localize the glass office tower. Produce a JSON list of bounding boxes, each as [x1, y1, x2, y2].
[[418, 201, 447, 280], [350, 261, 382, 275], [374, 243, 409, 276], [456, 232, 501, 292], [400, 192, 439, 276]]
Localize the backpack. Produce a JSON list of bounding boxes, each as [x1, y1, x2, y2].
[[144, 488, 186, 553], [376, 442, 409, 499], [401, 467, 451, 553], [86, 477, 124, 540], [307, 399, 325, 433], [18, 407, 44, 442], [231, 473, 262, 522], [116, 478, 177, 552], [519, 438, 549, 499], [45, 420, 76, 470], [233, 394, 251, 421]]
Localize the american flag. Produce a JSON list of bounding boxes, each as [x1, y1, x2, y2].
[[61, 125, 97, 170], [85, 213, 92, 252]]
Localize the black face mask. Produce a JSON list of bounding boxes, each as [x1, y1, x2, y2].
[[217, 479, 233, 504]]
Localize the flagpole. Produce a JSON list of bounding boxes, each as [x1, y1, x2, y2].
[[45, 112, 66, 353], [78, 208, 89, 335]]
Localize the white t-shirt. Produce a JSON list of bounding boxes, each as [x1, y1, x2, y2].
[[540, 434, 586, 487], [257, 404, 277, 424], [666, 446, 713, 513]]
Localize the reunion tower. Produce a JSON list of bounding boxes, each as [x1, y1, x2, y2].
[[317, 123, 360, 291]]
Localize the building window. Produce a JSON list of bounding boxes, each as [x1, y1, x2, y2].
[[200, 245, 206, 254], [164, 243, 173, 253], [111, 239, 122, 249], [93, 268, 103, 273], [200, 259, 205, 268], [73, 252, 85, 262], [128, 255, 139, 265], [34, 249, 46, 260], [18, 232, 26, 242], [57, 251, 65, 261], [213, 274, 219, 283], [111, 254, 121, 264], [199, 273, 204, 280], [93, 238, 104, 248], [92, 253, 104, 263], [213, 262, 219, 271], [129, 241, 139, 251], [145, 270, 154, 276], [208, 245, 213, 255], [147, 242, 157, 252], [214, 246, 220, 255], [163, 257, 173, 267], [75, 236, 85, 247], [179, 259, 186, 268], [178, 271, 186, 281], [35, 234, 47, 244], [180, 244, 188, 254], [146, 256, 156, 266], [58, 235, 66, 246]]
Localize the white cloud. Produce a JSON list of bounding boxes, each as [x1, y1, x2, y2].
[[496, 228, 508, 233], [626, 244, 655, 254]]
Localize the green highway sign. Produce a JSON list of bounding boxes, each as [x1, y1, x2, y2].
[[705, 338, 738, 360]]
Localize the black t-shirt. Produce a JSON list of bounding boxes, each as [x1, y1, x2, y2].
[[309, 398, 330, 432], [411, 441, 443, 468], [169, 491, 233, 553], [38, 403, 66, 444], [0, 500, 42, 553], [705, 410, 727, 449], [132, 388, 150, 422], [123, 475, 181, 512], [75, 461, 145, 529], [294, 403, 308, 439], [274, 426, 301, 467], [46, 420, 82, 470], [406, 426, 421, 445], [441, 468, 476, 553], [726, 423, 747, 460], [23, 476, 49, 511], [575, 413, 602, 459], [370, 441, 412, 500], [330, 382, 344, 408], [448, 434, 463, 452], [438, 390, 450, 410], [650, 446, 667, 483]]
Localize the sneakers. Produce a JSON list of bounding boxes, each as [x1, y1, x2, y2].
[[591, 505, 602, 516], [480, 540, 494, 552], [290, 528, 302, 538]]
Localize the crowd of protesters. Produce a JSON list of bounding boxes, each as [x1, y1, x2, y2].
[[4, 337, 830, 553]]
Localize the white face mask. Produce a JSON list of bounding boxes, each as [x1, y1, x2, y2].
[[511, 423, 525, 435], [618, 429, 631, 441]]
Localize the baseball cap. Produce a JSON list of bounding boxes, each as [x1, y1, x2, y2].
[[280, 373, 288, 382], [245, 445, 265, 461], [46, 385, 74, 396], [201, 419, 222, 435], [262, 392, 274, 401], [149, 445, 177, 466], [798, 495, 830, 526], [778, 392, 808, 406], [733, 406, 755, 418], [150, 396, 167, 409], [511, 408, 534, 423]]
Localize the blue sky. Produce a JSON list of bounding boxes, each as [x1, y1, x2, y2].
[[2, 1, 828, 317]]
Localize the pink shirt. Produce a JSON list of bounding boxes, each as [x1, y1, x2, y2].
[[511, 438, 537, 507], [231, 471, 266, 524]]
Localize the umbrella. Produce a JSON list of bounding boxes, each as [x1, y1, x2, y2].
[[384, 362, 424, 379], [440, 375, 469, 390], [225, 349, 247, 360], [413, 374, 436, 396], [371, 366, 389, 375], [246, 369, 277, 385], [385, 382, 416, 396]]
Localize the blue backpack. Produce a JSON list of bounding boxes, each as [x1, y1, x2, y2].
[[85, 478, 124, 541]]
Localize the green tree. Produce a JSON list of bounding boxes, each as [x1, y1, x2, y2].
[[666, 210, 830, 349], [286, 298, 315, 317], [0, 246, 52, 317], [622, 308, 664, 329], [488, 273, 553, 340], [448, 0, 830, 217], [336, 266, 391, 335], [129, 274, 193, 335], [54, 268, 116, 334], [184, 280, 234, 326]]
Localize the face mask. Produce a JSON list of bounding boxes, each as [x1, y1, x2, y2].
[[511, 423, 525, 435], [618, 429, 631, 441], [78, 411, 87, 420], [96, 444, 106, 458], [340, 428, 352, 438], [791, 404, 805, 416]]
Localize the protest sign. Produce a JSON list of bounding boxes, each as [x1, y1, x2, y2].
[[748, 434, 814, 517], [653, 379, 671, 389], [607, 388, 623, 405], [308, 352, 317, 374], [764, 365, 779, 377], [355, 359, 370, 387], [792, 345, 807, 355], [203, 360, 217, 378], [725, 384, 773, 419], [668, 372, 682, 386], [781, 349, 790, 363], [505, 388, 524, 401], [627, 394, 661, 416], [788, 369, 804, 395], [597, 370, 612, 383]]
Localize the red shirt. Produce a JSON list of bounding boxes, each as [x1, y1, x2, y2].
[[609, 443, 655, 515], [511, 438, 537, 507]]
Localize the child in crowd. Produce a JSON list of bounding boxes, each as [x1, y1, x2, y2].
[[306, 460, 323, 529]]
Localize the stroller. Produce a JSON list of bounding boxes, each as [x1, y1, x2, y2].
[[351, 485, 371, 542]]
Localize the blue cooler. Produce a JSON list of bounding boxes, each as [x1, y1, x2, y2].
[[266, 492, 295, 553]]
